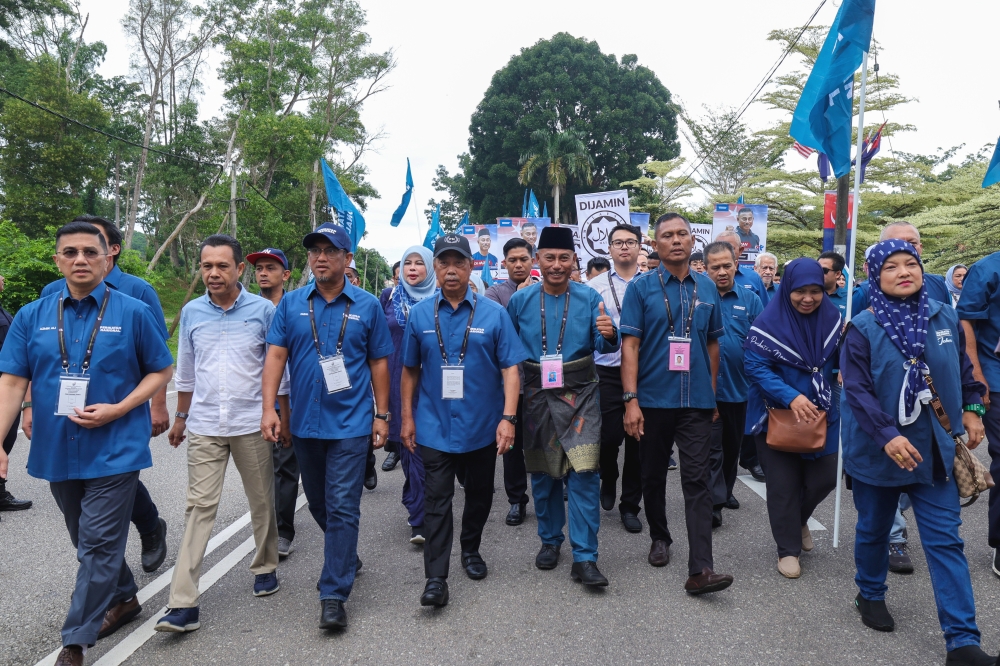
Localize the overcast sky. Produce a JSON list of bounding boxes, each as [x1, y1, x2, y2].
[[77, 0, 1000, 264]]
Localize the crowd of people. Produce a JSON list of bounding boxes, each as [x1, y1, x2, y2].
[[0, 213, 998, 666]]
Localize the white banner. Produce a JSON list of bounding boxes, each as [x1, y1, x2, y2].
[[573, 189, 630, 263]]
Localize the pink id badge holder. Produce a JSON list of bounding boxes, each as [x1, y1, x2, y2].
[[668, 336, 692, 372], [540, 354, 564, 389]]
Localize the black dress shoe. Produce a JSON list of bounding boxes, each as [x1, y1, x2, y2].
[[420, 577, 449, 607], [140, 517, 168, 573], [505, 503, 526, 526], [749, 464, 766, 482], [381, 451, 400, 471], [570, 561, 609, 586], [712, 507, 723, 528], [462, 551, 488, 580], [535, 543, 560, 570], [319, 599, 347, 629], [0, 490, 32, 511], [621, 512, 642, 533], [599, 483, 615, 511], [364, 470, 377, 490], [855, 593, 894, 632], [945, 645, 997, 666], [725, 494, 740, 510]]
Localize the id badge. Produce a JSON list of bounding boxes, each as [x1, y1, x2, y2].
[[441, 365, 465, 400], [319, 354, 351, 393], [668, 336, 692, 372], [540, 354, 564, 389], [56, 373, 90, 416]]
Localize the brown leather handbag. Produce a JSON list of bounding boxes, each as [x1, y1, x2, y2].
[[766, 408, 828, 454]]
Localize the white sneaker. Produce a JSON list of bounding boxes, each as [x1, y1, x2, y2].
[[277, 537, 293, 558]]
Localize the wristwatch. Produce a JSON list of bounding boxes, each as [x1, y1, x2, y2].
[[175, 411, 189, 419], [622, 392, 638, 403], [501, 415, 518, 424], [21, 401, 31, 411], [963, 403, 986, 417], [375, 412, 391, 422]]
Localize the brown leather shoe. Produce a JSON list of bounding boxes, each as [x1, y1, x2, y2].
[[684, 567, 734, 595], [98, 595, 142, 640], [648, 540, 670, 567], [55, 645, 84, 666]]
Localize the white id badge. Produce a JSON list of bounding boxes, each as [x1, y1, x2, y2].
[[56, 373, 90, 416], [441, 365, 465, 400], [319, 354, 351, 393], [540, 354, 564, 389]]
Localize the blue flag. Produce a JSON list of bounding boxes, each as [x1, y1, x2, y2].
[[389, 159, 414, 227], [790, 0, 875, 179], [541, 201, 548, 218], [983, 139, 1000, 188], [527, 190, 540, 217], [522, 190, 529, 217], [818, 153, 831, 182], [320, 159, 365, 251], [736, 194, 744, 204], [480, 254, 493, 288], [423, 204, 442, 250], [459, 211, 469, 228]]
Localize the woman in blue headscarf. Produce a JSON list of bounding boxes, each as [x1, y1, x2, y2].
[[744, 258, 844, 579], [384, 245, 437, 544], [946, 264, 967, 308], [840, 240, 994, 665]]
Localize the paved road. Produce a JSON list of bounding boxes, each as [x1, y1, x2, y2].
[[2, 390, 998, 665]]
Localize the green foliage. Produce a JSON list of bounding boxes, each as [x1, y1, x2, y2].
[[0, 219, 60, 311], [622, 158, 697, 222], [517, 128, 592, 223], [352, 245, 392, 296], [425, 155, 470, 232]]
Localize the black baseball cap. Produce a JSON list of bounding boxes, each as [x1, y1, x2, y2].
[[433, 233, 473, 260]]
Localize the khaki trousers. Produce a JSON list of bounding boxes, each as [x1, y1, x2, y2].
[[168, 430, 279, 608]]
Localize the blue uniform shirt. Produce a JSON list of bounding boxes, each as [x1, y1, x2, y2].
[[734, 265, 768, 306], [828, 286, 848, 319], [619, 266, 724, 409], [506, 281, 619, 362], [956, 251, 1000, 392], [402, 288, 528, 453], [42, 264, 168, 340], [266, 282, 394, 440], [716, 286, 763, 403], [0, 283, 174, 481]]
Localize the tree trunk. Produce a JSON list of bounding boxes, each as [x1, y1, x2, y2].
[[834, 173, 851, 252], [554, 187, 560, 225], [124, 71, 163, 250], [309, 159, 319, 230], [113, 153, 121, 226]]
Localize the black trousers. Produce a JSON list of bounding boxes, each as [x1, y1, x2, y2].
[[641, 407, 715, 576], [272, 442, 300, 542], [739, 433, 759, 470], [709, 401, 747, 506], [0, 414, 19, 493], [502, 397, 528, 505], [420, 441, 497, 579], [596, 365, 642, 515], [755, 433, 838, 557]]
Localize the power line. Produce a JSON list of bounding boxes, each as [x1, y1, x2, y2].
[[244, 180, 311, 219]]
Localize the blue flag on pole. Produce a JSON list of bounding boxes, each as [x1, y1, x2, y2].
[[480, 254, 493, 288], [522, 190, 529, 217], [983, 139, 1000, 188], [320, 158, 365, 251], [423, 205, 442, 250], [790, 0, 875, 179], [527, 190, 540, 217], [459, 211, 469, 228], [541, 201, 548, 218], [390, 159, 414, 227]]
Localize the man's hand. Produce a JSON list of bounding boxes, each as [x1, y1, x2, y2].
[[789, 395, 822, 423], [624, 401, 645, 441], [21, 407, 32, 440], [278, 420, 292, 448], [963, 411, 985, 449], [496, 420, 515, 455], [372, 417, 389, 449], [596, 303, 616, 340], [150, 400, 170, 437], [400, 415, 417, 453], [68, 403, 123, 429], [167, 418, 187, 448], [517, 277, 538, 291], [884, 435, 923, 471], [261, 408, 281, 444], [974, 371, 991, 408]]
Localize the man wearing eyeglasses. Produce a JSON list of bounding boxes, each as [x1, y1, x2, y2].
[[0, 221, 174, 665], [818, 252, 848, 319], [588, 224, 645, 534]]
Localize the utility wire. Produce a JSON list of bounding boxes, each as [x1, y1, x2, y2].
[[244, 180, 311, 219]]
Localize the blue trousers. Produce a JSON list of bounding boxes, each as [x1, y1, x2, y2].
[[50, 471, 139, 648], [131, 478, 160, 536], [980, 392, 1000, 549], [852, 477, 981, 651], [889, 494, 912, 544], [292, 435, 368, 602], [532, 470, 600, 563], [400, 444, 425, 527]]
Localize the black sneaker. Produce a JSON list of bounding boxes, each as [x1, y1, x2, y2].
[[140, 517, 168, 573], [888, 542, 914, 574], [409, 525, 425, 545], [855, 593, 894, 632], [0, 490, 32, 511], [944, 644, 997, 666], [668, 457, 678, 471]]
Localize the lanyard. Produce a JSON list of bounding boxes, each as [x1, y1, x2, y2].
[[57, 287, 111, 373], [308, 294, 351, 357], [606, 270, 623, 315], [657, 270, 697, 338], [434, 293, 477, 365], [540, 287, 571, 355]]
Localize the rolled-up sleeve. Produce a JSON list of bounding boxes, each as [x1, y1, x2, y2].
[[174, 308, 195, 392], [839, 326, 900, 448]]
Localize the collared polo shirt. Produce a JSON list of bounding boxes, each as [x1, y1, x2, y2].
[[588, 266, 640, 367], [716, 286, 763, 403], [402, 287, 527, 453], [43, 264, 169, 339], [619, 266, 724, 410], [507, 281, 619, 363], [175, 285, 288, 437], [0, 282, 174, 481], [957, 251, 1000, 391], [734, 265, 768, 306], [266, 281, 393, 439]]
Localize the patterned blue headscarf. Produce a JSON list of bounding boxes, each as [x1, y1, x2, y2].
[[866, 239, 931, 424], [391, 245, 436, 327]]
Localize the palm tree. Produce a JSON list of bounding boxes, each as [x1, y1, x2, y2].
[[518, 129, 593, 224]]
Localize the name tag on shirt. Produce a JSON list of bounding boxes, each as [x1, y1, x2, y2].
[[668, 337, 691, 372], [319, 354, 351, 393], [541, 354, 564, 389], [56, 374, 90, 415], [442, 366, 465, 400]]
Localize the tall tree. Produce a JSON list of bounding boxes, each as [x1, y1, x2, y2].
[[424, 155, 469, 232], [517, 128, 592, 224], [620, 158, 698, 223]]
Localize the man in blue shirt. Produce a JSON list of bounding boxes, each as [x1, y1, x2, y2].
[[32, 215, 171, 574], [400, 233, 526, 607], [620, 213, 734, 595], [703, 242, 763, 527], [755, 252, 780, 302], [717, 230, 768, 307], [471, 227, 499, 270], [956, 250, 1000, 579], [261, 222, 393, 631], [507, 226, 620, 587], [818, 251, 849, 318], [0, 221, 173, 665]]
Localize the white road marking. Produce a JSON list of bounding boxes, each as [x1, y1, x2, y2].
[[33, 493, 307, 666], [737, 474, 826, 531]]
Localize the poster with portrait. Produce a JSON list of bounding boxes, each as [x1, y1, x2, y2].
[[461, 224, 500, 282], [496, 217, 551, 279], [711, 203, 768, 265], [573, 190, 630, 264], [691, 223, 714, 254]]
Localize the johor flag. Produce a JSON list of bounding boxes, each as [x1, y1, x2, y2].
[[320, 159, 365, 251], [423, 204, 442, 250], [527, 190, 541, 217], [983, 139, 1000, 188], [790, 0, 875, 179], [859, 122, 886, 182], [390, 159, 414, 227]]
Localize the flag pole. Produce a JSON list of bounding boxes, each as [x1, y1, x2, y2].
[[833, 49, 869, 548]]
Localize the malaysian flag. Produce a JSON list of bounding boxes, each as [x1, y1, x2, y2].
[[859, 122, 887, 182], [793, 140, 816, 158]]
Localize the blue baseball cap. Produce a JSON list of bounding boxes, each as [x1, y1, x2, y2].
[[303, 222, 352, 251], [246, 248, 288, 269]]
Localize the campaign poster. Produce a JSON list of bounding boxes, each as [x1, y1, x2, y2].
[[574, 189, 630, 264], [461, 224, 500, 281], [822, 191, 854, 254], [711, 203, 768, 265], [691, 223, 714, 254], [496, 217, 551, 279]]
